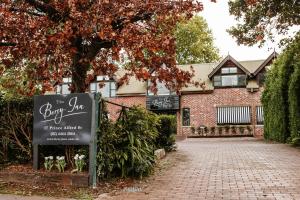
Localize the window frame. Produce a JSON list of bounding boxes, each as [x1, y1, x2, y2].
[[216, 106, 251, 125], [147, 80, 175, 96], [56, 77, 72, 95], [256, 106, 264, 125], [213, 67, 247, 88], [89, 79, 117, 98], [182, 107, 191, 127]]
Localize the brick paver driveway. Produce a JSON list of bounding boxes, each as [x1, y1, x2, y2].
[[100, 137, 300, 200]]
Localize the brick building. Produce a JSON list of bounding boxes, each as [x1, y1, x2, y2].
[[55, 52, 277, 138]]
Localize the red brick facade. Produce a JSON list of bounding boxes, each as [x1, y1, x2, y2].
[[106, 96, 146, 120], [105, 88, 264, 138], [179, 88, 264, 137]]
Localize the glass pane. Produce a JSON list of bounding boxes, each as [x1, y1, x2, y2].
[[97, 75, 109, 81], [214, 76, 221, 86], [63, 77, 71, 83], [110, 82, 116, 90], [182, 108, 190, 126], [238, 75, 246, 86], [110, 89, 116, 97], [229, 67, 237, 73], [222, 75, 238, 86], [98, 82, 110, 97], [157, 81, 170, 95], [90, 83, 97, 93], [61, 84, 70, 94], [56, 85, 61, 94], [214, 76, 221, 81], [221, 68, 229, 74]]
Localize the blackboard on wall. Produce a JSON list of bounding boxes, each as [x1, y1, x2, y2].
[[146, 95, 179, 110]]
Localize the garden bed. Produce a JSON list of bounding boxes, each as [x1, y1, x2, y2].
[[0, 165, 89, 187]]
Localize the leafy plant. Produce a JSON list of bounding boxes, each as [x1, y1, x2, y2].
[[0, 96, 33, 163], [239, 127, 245, 135], [224, 125, 230, 133], [231, 126, 236, 135], [190, 126, 196, 134], [74, 154, 86, 172], [246, 126, 252, 134], [97, 104, 159, 179], [156, 115, 176, 152], [291, 137, 300, 146], [55, 156, 66, 173], [210, 127, 215, 135], [217, 126, 223, 135], [44, 156, 54, 171]]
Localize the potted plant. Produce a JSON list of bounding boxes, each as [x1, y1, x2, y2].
[[246, 126, 253, 135], [217, 126, 223, 136], [190, 126, 196, 135], [224, 125, 230, 135], [231, 126, 236, 135], [210, 127, 215, 136], [239, 126, 245, 135]]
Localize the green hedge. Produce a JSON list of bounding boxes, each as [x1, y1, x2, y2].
[[262, 34, 300, 143], [288, 41, 300, 140]]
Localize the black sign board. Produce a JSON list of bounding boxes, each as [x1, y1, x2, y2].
[[33, 93, 94, 145], [146, 95, 179, 110]]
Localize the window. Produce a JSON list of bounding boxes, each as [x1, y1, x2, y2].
[[256, 106, 264, 125], [257, 73, 266, 86], [182, 108, 190, 126], [148, 80, 174, 96], [56, 77, 71, 94], [217, 106, 251, 124], [213, 75, 246, 87], [90, 80, 116, 98], [221, 67, 237, 74]]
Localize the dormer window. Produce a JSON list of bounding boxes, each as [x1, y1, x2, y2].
[[90, 76, 116, 98], [147, 80, 175, 96], [213, 67, 246, 87]]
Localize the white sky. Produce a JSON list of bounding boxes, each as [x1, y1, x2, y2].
[[199, 0, 279, 61]]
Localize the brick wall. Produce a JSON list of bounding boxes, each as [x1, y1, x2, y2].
[[179, 88, 264, 137], [104, 89, 264, 138], [106, 96, 146, 120]]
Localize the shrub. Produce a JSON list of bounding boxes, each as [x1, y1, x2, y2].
[[217, 126, 223, 135], [0, 96, 33, 163], [210, 127, 215, 135], [156, 115, 176, 152], [238, 127, 245, 135], [190, 126, 196, 134], [97, 105, 159, 179], [231, 126, 236, 135], [224, 125, 230, 133], [262, 34, 299, 143]]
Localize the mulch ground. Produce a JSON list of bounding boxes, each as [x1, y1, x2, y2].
[[0, 151, 179, 199]]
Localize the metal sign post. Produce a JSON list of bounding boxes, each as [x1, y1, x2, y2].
[[89, 93, 100, 188]]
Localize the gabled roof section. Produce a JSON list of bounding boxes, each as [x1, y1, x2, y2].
[[253, 51, 278, 76], [208, 55, 251, 79]]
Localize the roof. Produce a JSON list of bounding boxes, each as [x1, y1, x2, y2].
[[115, 69, 147, 95], [178, 63, 215, 92], [111, 52, 277, 95], [253, 51, 277, 76], [208, 55, 251, 78]]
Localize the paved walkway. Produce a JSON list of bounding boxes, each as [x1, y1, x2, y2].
[[100, 137, 300, 200]]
